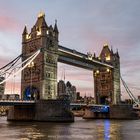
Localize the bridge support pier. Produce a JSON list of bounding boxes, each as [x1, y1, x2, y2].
[[83, 104, 139, 119], [7, 105, 35, 121], [7, 99, 74, 122]]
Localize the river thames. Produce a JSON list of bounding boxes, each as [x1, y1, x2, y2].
[[0, 117, 140, 140]]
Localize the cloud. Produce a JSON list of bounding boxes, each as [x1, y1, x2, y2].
[[0, 15, 21, 33]]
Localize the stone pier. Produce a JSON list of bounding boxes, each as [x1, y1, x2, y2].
[[83, 104, 139, 120], [7, 99, 74, 122]]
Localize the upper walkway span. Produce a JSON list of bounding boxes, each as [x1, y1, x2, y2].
[[58, 45, 113, 70]]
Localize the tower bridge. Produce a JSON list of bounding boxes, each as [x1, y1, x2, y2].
[[21, 13, 120, 105], [0, 13, 120, 105], [0, 12, 137, 121]]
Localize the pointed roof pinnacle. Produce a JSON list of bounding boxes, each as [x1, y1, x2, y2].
[[103, 43, 109, 47], [116, 49, 120, 57], [38, 11, 45, 18], [54, 19, 59, 33], [35, 12, 48, 28], [22, 25, 28, 35]]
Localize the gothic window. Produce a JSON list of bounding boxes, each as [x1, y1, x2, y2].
[[102, 74, 105, 79], [48, 85, 51, 90], [50, 40, 52, 45], [46, 72, 51, 78]]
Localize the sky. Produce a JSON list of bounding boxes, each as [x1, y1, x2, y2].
[[0, 0, 140, 99]]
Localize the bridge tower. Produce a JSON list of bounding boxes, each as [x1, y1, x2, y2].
[[21, 12, 59, 100], [94, 44, 121, 104]]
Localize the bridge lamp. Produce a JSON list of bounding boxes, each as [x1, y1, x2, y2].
[[46, 30, 49, 35], [96, 70, 100, 74], [37, 29, 41, 36], [105, 55, 110, 61], [98, 57, 101, 60], [106, 68, 110, 72], [26, 34, 31, 40], [28, 62, 34, 68]]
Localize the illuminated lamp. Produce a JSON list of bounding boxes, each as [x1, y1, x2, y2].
[[103, 43, 108, 47], [106, 68, 110, 72], [106, 55, 110, 61], [96, 70, 99, 74], [38, 11, 45, 18], [28, 62, 34, 68], [26, 34, 31, 39], [46, 30, 49, 35], [37, 29, 41, 36]]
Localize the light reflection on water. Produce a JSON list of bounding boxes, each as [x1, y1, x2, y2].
[[0, 117, 140, 140]]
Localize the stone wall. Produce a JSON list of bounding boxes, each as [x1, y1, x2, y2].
[[7, 99, 74, 122], [110, 104, 139, 119], [7, 105, 35, 121], [34, 100, 74, 122]]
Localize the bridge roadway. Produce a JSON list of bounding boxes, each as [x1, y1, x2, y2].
[[58, 45, 113, 70], [70, 103, 110, 113], [0, 100, 35, 106]]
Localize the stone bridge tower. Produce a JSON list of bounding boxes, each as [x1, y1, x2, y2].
[[94, 44, 121, 105], [21, 12, 58, 100]]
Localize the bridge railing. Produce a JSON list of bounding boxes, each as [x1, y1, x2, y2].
[[0, 99, 35, 103]]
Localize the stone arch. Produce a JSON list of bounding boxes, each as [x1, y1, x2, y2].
[[23, 86, 40, 100]]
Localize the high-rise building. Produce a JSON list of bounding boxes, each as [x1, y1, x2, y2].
[[57, 80, 77, 102], [66, 81, 77, 103], [71, 86, 77, 102], [57, 80, 66, 96]]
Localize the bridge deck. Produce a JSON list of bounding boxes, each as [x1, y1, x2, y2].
[[58, 45, 113, 70]]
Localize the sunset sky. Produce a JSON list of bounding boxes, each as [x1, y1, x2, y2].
[[0, 0, 140, 99]]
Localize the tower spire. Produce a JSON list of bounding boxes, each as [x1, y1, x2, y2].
[[64, 68, 65, 83], [38, 11, 45, 18], [54, 19, 59, 33], [22, 25, 28, 35]]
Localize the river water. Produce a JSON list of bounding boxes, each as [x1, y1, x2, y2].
[[0, 117, 140, 140]]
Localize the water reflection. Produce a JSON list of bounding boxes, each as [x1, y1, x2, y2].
[[96, 119, 122, 140], [104, 120, 110, 140], [0, 117, 140, 140]]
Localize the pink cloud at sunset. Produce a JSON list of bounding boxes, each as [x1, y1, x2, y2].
[[0, 16, 21, 33]]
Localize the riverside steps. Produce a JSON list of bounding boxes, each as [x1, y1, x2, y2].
[[7, 99, 74, 122]]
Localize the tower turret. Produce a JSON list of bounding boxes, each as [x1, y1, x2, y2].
[[53, 20, 59, 41], [21, 12, 59, 100], [22, 26, 28, 43], [94, 44, 121, 105]]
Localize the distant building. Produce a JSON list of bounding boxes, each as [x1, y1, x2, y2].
[[2, 94, 19, 100], [57, 80, 77, 102], [57, 80, 66, 96], [71, 86, 77, 102], [0, 77, 5, 99], [83, 95, 95, 104], [66, 81, 77, 103], [76, 92, 80, 100]]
